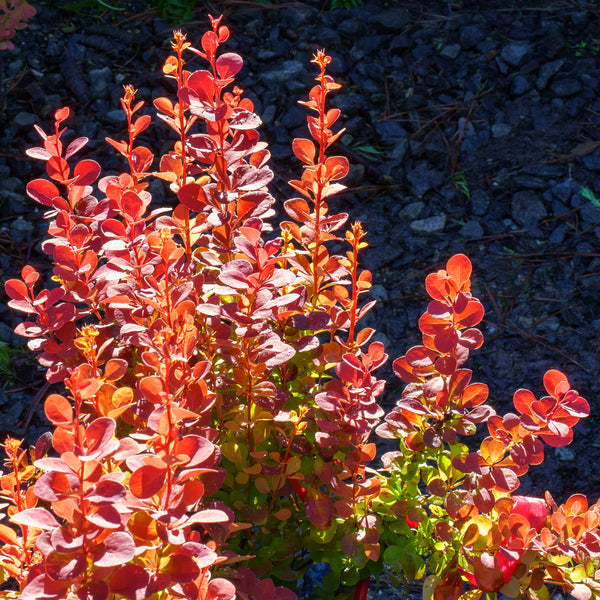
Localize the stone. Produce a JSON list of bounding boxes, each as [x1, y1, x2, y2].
[[459, 24, 484, 49], [440, 44, 461, 60], [460, 220, 484, 238], [582, 149, 600, 171], [262, 60, 304, 83], [368, 8, 410, 32], [500, 41, 532, 66], [551, 78, 582, 97], [511, 190, 547, 226], [407, 163, 444, 198], [14, 112, 37, 128], [470, 189, 490, 216], [491, 123, 511, 137], [512, 74, 531, 96], [536, 58, 566, 90], [410, 215, 446, 233], [398, 201, 424, 220]]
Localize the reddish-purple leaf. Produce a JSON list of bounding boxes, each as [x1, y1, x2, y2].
[[12, 507, 60, 530], [74, 159, 101, 186], [109, 563, 150, 600], [229, 108, 261, 130], [26, 178, 61, 206], [178, 181, 209, 211], [163, 555, 200, 583], [85, 417, 117, 457], [86, 505, 122, 529], [93, 532, 135, 567], [65, 136, 89, 160], [216, 52, 243, 79], [46, 550, 86, 581], [206, 578, 236, 600]]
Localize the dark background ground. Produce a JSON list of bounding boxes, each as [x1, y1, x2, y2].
[[0, 0, 600, 508]]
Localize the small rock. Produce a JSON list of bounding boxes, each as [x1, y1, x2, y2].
[[551, 78, 581, 97], [555, 446, 575, 462], [262, 60, 304, 83], [579, 202, 600, 225], [551, 180, 579, 203], [500, 41, 532, 66], [440, 44, 461, 60], [368, 8, 410, 32], [460, 220, 484, 238], [14, 111, 37, 128], [511, 190, 547, 226], [410, 215, 446, 233], [512, 74, 531, 96], [512, 174, 546, 190], [582, 148, 600, 171], [407, 163, 444, 198], [459, 24, 484, 49], [399, 201, 424, 220], [492, 123, 511, 137], [10, 217, 34, 244], [470, 189, 490, 216], [280, 105, 306, 128], [536, 58, 566, 90]]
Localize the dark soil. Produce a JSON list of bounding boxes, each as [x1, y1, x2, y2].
[[1, 0, 600, 514]]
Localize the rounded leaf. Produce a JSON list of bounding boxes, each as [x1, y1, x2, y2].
[[129, 464, 167, 499]]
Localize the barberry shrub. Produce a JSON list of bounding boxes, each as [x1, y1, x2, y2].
[[0, 0, 36, 50], [2, 15, 600, 600]]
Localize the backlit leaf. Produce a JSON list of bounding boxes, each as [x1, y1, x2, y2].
[[93, 532, 135, 567], [216, 52, 243, 79], [129, 464, 167, 499]]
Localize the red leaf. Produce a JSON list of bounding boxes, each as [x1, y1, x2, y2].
[[433, 327, 458, 353], [86, 505, 122, 529], [139, 376, 165, 403], [462, 383, 489, 408], [292, 138, 315, 164], [121, 190, 145, 221], [129, 464, 167, 499], [206, 578, 236, 600], [65, 136, 88, 160], [76, 581, 110, 600], [26, 178, 61, 206], [131, 147, 153, 173], [164, 555, 200, 583], [185, 71, 216, 103], [104, 358, 128, 382], [178, 182, 209, 211], [186, 509, 230, 525], [45, 550, 86, 581], [132, 115, 151, 137], [511, 496, 547, 532], [513, 388, 536, 417], [12, 507, 60, 530], [109, 564, 150, 600], [47, 155, 70, 182], [229, 108, 261, 130], [543, 369, 570, 398], [74, 159, 101, 186], [93, 532, 135, 567], [45, 394, 73, 426], [85, 417, 117, 457], [324, 155, 349, 180], [304, 487, 333, 530], [446, 254, 472, 290], [216, 52, 243, 79], [21, 573, 70, 600]]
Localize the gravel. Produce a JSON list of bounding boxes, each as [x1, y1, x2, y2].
[[1, 1, 600, 596]]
